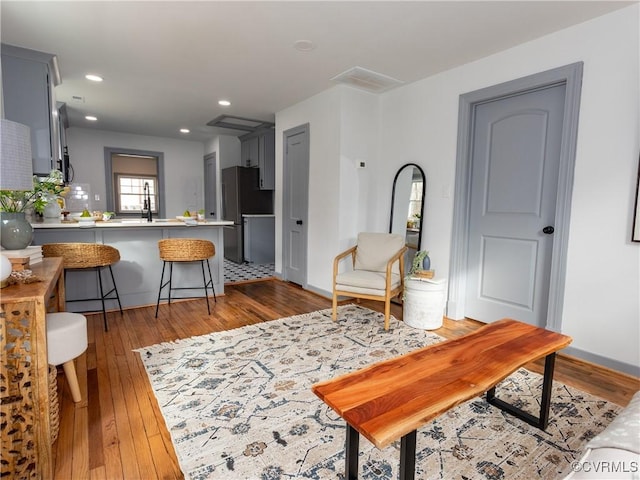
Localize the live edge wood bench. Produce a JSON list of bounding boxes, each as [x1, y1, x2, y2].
[[312, 318, 572, 480]]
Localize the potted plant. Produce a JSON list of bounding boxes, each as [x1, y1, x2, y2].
[[410, 250, 430, 275], [413, 213, 421, 229], [0, 170, 69, 249], [0, 169, 68, 215]]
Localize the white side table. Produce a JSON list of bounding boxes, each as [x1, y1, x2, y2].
[[403, 277, 447, 329]]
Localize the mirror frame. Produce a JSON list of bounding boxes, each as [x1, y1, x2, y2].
[[389, 162, 426, 250], [632, 153, 640, 242]]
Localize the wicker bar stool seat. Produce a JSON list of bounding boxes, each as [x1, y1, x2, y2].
[[155, 238, 216, 317], [42, 243, 123, 331]]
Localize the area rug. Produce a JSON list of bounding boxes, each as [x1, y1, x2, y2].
[[136, 305, 621, 480]]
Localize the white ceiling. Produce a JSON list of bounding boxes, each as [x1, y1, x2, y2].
[[1, 1, 633, 142]]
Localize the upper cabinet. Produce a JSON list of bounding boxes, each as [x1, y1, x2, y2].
[[1, 44, 61, 176], [240, 129, 275, 190], [258, 130, 275, 190], [241, 135, 259, 168]]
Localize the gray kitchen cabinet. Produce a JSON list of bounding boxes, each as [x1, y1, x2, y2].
[[241, 136, 259, 168], [258, 129, 275, 190], [240, 129, 274, 190], [1, 44, 60, 176], [243, 214, 275, 264]]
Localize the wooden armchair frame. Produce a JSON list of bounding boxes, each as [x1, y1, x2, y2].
[[332, 243, 407, 330]]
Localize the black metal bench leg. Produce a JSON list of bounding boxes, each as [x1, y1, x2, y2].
[[538, 353, 556, 430], [346, 424, 359, 480], [399, 430, 417, 480], [486, 352, 557, 430]]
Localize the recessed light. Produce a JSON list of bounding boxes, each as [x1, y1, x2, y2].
[[85, 115, 98, 121], [294, 40, 315, 52], [218, 100, 231, 106], [85, 74, 103, 82], [180, 128, 190, 133]]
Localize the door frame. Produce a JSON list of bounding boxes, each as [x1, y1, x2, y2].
[[282, 123, 310, 288], [203, 152, 217, 220], [448, 62, 583, 332]]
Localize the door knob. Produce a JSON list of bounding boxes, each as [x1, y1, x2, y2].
[[296, 220, 303, 225], [543, 226, 554, 235]]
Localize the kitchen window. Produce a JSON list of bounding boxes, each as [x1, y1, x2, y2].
[[115, 175, 158, 214], [104, 148, 165, 217], [408, 180, 423, 219]]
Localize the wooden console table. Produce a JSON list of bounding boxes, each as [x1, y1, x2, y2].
[[312, 318, 572, 480], [1, 257, 65, 479]]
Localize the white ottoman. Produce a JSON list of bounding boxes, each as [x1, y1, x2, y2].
[[46, 312, 88, 403], [403, 278, 447, 330]]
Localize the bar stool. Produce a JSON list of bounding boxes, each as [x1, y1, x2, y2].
[[46, 312, 87, 403], [155, 238, 216, 317], [42, 243, 123, 331]]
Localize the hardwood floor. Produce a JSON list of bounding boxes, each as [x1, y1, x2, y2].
[[52, 279, 639, 480]]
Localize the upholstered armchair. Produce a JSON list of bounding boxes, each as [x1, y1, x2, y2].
[[332, 232, 408, 330]]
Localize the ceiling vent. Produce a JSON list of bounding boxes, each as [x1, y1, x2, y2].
[[331, 66, 404, 93], [206, 115, 274, 133]]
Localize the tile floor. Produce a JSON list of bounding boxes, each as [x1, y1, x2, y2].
[[223, 259, 276, 284]]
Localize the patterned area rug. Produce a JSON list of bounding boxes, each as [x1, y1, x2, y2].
[[136, 305, 621, 480]]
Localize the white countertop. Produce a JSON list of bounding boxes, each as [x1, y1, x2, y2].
[[242, 214, 275, 218], [32, 219, 234, 229]]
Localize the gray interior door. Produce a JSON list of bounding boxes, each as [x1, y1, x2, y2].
[[283, 124, 309, 286], [464, 84, 565, 327], [204, 152, 217, 219]]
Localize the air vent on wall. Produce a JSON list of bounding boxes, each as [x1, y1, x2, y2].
[[330, 66, 404, 93], [206, 115, 274, 133]]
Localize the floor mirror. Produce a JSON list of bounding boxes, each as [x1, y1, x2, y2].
[[389, 163, 426, 270]]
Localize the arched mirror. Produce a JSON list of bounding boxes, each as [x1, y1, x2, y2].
[[389, 163, 425, 268]]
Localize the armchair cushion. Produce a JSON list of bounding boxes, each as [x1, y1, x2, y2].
[[336, 270, 402, 296], [354, 232, 405, 274]]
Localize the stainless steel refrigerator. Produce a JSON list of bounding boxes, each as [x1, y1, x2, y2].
[[222, 166, 273, 263]]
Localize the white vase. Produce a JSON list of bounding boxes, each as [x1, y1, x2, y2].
[[44, 199, 62, 218]]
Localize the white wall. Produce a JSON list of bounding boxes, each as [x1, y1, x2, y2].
[[339, 87, 382, 238], [382, 5, 639, 372], [276, 88, 342, 288], [276, 86, 381, 290], [276, 5, 639, 373], [205, 134, 241, 169], [66, 127, 206, 217]]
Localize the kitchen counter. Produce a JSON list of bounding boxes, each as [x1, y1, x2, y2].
[[32, 219, 234, 228], [32, 220, 233, 311]]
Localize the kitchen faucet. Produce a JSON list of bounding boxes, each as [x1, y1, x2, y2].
[[142, 182, 153, 222]]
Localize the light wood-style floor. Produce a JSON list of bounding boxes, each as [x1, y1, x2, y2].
[[52, 279, 639, 480]]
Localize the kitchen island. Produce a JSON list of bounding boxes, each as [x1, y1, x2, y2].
[[32, 219, 233, 312]]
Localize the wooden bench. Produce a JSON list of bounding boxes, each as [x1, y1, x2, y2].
[[312, 318, 572, 480]]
